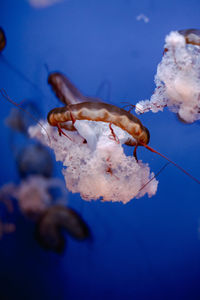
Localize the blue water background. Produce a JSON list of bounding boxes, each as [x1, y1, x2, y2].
[[0, 0, 200, 299]]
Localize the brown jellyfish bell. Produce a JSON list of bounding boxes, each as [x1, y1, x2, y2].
[[48, 71, 101, 106], [178, 29, 200, 46]]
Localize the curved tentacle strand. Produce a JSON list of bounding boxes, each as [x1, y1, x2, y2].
[[139, 142, 200, 184]]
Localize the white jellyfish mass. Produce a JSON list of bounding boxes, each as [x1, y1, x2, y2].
[[29, 120, 158, 203], [0, 176, 67, 219], [135, 30, 200, 123]]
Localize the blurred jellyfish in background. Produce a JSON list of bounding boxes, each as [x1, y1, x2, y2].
[[12, 175, 67, 220], [0, 98, 90, 252], [28, 0, 64, 9], [5, 101, 41, 136], [35, 205, 90, 253], [136, 14, 149, 24], [29, 72, 158, 203], [16, 143, 53, 179], [135, 29, 200, 123], [0, 174, 90, 253], [0, 183, 16, 239]]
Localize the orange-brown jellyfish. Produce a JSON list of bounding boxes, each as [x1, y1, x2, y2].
[[46, 100, 200, 186], [48, 71, 101, 106], [47, 101, 150, 146]]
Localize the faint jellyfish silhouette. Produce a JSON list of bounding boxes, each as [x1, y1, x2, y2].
[[35, 205, 90, 253], [4, 98, 53, 178], [16, 143, 53, 178], [15, 175, 68, 220], [0, 183, 16, 239], [135, 29, 200, 123], [0, 99, 91, 251], [28, 0, 64, 9], [5, 101, 41, 136], [0, 175, 68, 221]]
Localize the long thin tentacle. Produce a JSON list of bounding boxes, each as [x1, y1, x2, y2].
[[139, 141, 200, 184]]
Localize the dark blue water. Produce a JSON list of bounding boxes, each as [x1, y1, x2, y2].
[[0, 1, 200, 299]]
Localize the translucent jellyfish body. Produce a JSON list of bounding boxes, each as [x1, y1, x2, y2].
[[28, 0, 64, 9], [16, 143, 53, 178], [135, 29, 200, 123], [29, 115, 158, 203], [0, 176, 68, 220]]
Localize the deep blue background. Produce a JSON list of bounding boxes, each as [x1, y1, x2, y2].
[[0, 0, 200, 299]]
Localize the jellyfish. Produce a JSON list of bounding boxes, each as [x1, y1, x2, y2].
[[5, 101, 42, 135], [3, 98, 53, 177], [16, 175, 68, 220], [48, 71, 101, 105], [29, 98, 158, 203], [135, 29, 200, 123], [29, 76, 200, 203], [35, 205, 90, 253], [0, 174, 91, 253], [0, 175, 68, 220], [28, 0, 64, 9], [16, 143, 53, 179]]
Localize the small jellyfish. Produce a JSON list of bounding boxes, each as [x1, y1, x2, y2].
[[5, 101, 41, 135], [135, 29, 200, 123], [15, 176, 68, 220], [35, 205, 90, 253], [16, 143, 53, 178]]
